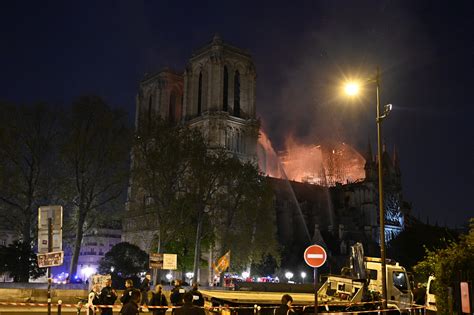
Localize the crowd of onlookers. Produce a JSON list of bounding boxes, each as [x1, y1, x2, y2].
[[87, 274, 205, 315]]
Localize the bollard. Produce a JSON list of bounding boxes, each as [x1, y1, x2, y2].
[[58, 300, 62, 315]]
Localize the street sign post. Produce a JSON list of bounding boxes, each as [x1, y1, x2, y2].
[[149, 253, 177, 270], [38, 205, 63, 315], [38, 206, 63, 253], [150, 253, 177, 285], [149, 253, 163, 269], [37, 251, 64, 268], [304, 245, 327, 315], [163, 254, 177, 270]]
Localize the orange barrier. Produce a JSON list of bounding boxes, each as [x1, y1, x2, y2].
[[0, 300, 426, 314]]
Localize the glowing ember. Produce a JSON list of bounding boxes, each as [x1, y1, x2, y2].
[[258, 131, 366, 186]]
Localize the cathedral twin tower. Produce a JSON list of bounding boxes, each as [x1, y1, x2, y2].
[[136, 35, 259, 162]]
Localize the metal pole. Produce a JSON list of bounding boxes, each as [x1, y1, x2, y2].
[[58, 299, 62, 315], [47, 217, 53, 315], [376, 66, 388, 310], [314, 268, 318, 315]]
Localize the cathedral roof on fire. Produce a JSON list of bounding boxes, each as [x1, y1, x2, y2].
[[258, 139, 367, 187]]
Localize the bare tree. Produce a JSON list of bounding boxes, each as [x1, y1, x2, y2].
[[0, 102, 59, 282], [60, 96, 131, 278]]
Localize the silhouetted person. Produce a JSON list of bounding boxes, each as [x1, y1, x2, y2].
[[413, 282, 426, 305], [170, 279, 185, 307], [175, 292, 205, 315], [188, 282, 204, 307], [140, 273, 152, 306], [120, 289, 141, 315], [275, 294, 294, 315], [88, 284, 101, 315], [150, 284, 168, 315], [120, 279, 134, 313], [100, 279, 117, 315]]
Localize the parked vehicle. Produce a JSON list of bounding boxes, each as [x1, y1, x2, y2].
[[425, 275, 437, 314], [316, 243, 413, 313]]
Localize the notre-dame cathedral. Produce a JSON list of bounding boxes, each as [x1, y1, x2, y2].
[[122, 35, 410, 273], [123, 35, 260, 251]]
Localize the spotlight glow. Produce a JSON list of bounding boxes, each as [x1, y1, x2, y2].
[[344, 82, 360, 96]]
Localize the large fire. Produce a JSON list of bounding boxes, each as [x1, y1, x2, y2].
[[257, 131, 366, 186]]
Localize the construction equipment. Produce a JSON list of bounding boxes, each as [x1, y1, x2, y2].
[[317, 243, 414, 312]]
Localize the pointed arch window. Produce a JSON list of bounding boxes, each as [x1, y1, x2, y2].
[[169, 91, 177, 123], [147, 94, 153, 129], [223, 66, 229, 111], [197, 72, 202, 116], [234, 70, 240, 117]]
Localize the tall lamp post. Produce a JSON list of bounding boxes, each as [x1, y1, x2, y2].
[[344, 67, 392, 309]]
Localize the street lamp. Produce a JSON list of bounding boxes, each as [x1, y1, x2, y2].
[[343, 67, 391, 308], [300, 271, 307, 284], [165, 273, 173, 286], [186, 272, 194, 282], [285, 271, 294, 282]]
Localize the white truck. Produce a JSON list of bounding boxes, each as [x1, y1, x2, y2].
[[317, 244, 413, 312]]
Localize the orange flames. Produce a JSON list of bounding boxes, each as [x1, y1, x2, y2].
[[257, 131, 366, 186]]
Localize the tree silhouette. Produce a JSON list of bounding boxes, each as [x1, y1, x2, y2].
[[60, 96, 131, 279]]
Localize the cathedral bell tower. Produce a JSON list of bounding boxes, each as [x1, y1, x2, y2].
[[182, 35, 259, 163], [135, 68, 184, 130]]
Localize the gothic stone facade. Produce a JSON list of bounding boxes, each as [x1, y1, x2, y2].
[[123, 35, 259, 250]]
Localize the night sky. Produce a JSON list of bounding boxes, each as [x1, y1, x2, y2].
[[1, 1, 473, 227]]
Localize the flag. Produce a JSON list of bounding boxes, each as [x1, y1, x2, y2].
[[213, 250, 230, 274]]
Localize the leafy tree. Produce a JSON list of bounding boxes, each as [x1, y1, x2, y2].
[[0, 241, 45, 282], [413, 218, 474, 313], [252, 254, 279, 277], [0, 102, 59, 281], [132, 120, 200, 253], [183, 149, 228, 281], [164, 232, 196, 278], [387, 221, 458, 270], [99, 242, 148, 288], [60, 96, 131, 278], [214, 159, 280, 273], [99, 242, 149, 277], [132, 120, 280, 283]]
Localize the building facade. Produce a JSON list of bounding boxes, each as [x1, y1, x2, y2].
[[124, 35, 259, 250], [123, 35, 410, 273], [53, 224, 122, 282], [134, 34, 258, 162]]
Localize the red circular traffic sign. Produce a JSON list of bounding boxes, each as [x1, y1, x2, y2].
[[304, 245, 327, 268]]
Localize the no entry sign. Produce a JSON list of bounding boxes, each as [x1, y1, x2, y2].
[[304, 244, 327, 268]]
